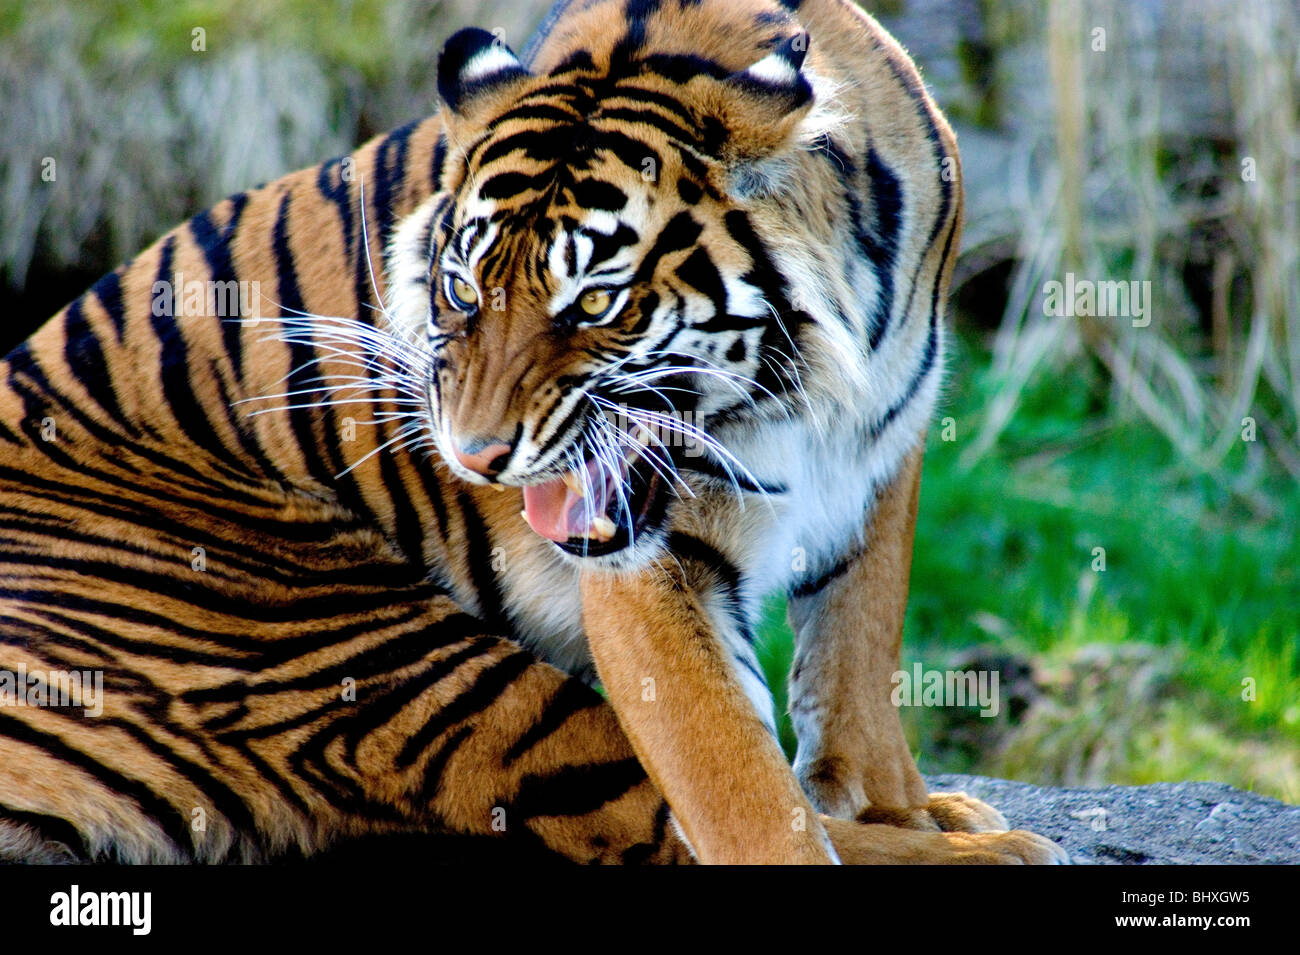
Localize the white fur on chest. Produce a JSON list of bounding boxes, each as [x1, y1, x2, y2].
[[730, 419, 880, 597], [723, 383, 935, 603]]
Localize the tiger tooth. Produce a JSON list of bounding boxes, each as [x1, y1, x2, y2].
[[490, 484, 505, 493], [561, 470, 585, 498], [520, 510, 529, 522], [590, 516, 616, 541]]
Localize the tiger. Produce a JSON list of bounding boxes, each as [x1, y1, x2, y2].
[[0, 0, 1067, 864]]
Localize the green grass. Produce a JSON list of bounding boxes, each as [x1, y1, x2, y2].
[[757, 334, 1300, 800], [0, 0, 409, 77]]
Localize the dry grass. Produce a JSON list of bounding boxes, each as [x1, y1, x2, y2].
[[957, 0, 1300, 493], [0, 0, 550, 292]]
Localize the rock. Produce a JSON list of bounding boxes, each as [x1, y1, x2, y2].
[[925, 773, 1300, 864]]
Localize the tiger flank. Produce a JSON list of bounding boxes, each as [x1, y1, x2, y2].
[[0, 0, 1066, 864]]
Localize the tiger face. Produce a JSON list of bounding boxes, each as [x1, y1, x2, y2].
[[391, 26, 825, 562]]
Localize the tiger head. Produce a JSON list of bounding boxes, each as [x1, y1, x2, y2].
[[390, 21, 841, 562]]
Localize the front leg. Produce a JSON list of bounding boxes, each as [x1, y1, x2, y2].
[[787, 445, 932, 821], [580, 560, 837, 864], [787, 444, 1055, 849]]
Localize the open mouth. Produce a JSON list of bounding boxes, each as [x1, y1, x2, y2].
[[519, 444, 668, 556]]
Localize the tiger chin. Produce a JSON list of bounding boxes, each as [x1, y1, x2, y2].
[[0, 0, 1067, 865]]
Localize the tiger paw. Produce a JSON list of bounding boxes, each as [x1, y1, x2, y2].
[[927, 828, 1070, 864], [822, 817, 1070, 865], [856, 791, 1009, 833]]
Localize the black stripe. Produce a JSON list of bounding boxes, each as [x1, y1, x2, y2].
[[272, 192, 341, 492], [637, 53, 729, 84], [594, 106, 701, 151], [720, 209, 813, 400], [0, 804, 91, 860], [188, 195, 248, 380], [183, 611, 483, 703], [7, 340, 256, 490], [376, 433, 426, 564], [92, 716, 260, 853], [235, 739, 317, 820], [430, 133, 448, 191], [478, 169, 551, 201], [510, 757, 647, 819], [481, 126, 586, 167], [335, 640, 499, 768], [316, 156, 355, 267], [0, 713, 193, 859], [604, 84, 699, 129], [866, 215, 953, 443], [372, 120, 416, 244], [394, 651, 534, 768], [456, 492, 510, 631], [864, 146, 904, 351], [674, 246, 727, 316], [568, 177, 627, 212], [419, 723, 474, 801], [790, 553, 856, 599], [88, 269, 126, 342], [531, 390, 588, 464], [62, 297, 136, 438], [825, 140, 903, 350], [685, 456, 785, 495], [620, 800, 672, 863], [591, 129, 661, 175], [150, 236, 259, 480], [212, 365, 285, 484], [634, 211, 702, 283], [666, 531, 744, 629], [501, 679, 605, 767]]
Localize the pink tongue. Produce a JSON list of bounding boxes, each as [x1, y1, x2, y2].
[[521, 459, 612, 543]]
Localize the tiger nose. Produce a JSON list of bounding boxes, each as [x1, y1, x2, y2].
[[452, 438, 514, 477]]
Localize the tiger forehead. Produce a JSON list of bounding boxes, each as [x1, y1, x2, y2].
[[444, 156, 707, 290], [458, 75, 719, 209]]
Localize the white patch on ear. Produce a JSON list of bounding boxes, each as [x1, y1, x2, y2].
[[741, 49, 802, 88], [459, 45, 523, 85]]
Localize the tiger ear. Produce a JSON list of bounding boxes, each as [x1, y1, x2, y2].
[[716, 33, 814, 160], [701, 33, 817, 197], [437, 28, 533, 130]]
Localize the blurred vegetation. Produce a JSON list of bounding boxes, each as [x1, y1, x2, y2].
[[2, 0, 1297, 800]]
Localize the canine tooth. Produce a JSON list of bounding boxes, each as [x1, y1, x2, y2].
[[520, 510, 529, 522], [490, 484, 505, 493], [590, 516, 616, 541], [561, 471, 585, 498]]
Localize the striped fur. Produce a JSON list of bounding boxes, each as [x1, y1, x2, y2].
[[0, 0, 1066, 864]]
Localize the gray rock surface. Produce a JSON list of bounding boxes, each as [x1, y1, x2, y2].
[[925, 773, 1300, 864]]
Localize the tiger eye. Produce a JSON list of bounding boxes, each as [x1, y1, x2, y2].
[[450, 276, 478, 309], [579, 288, 612, 317]]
